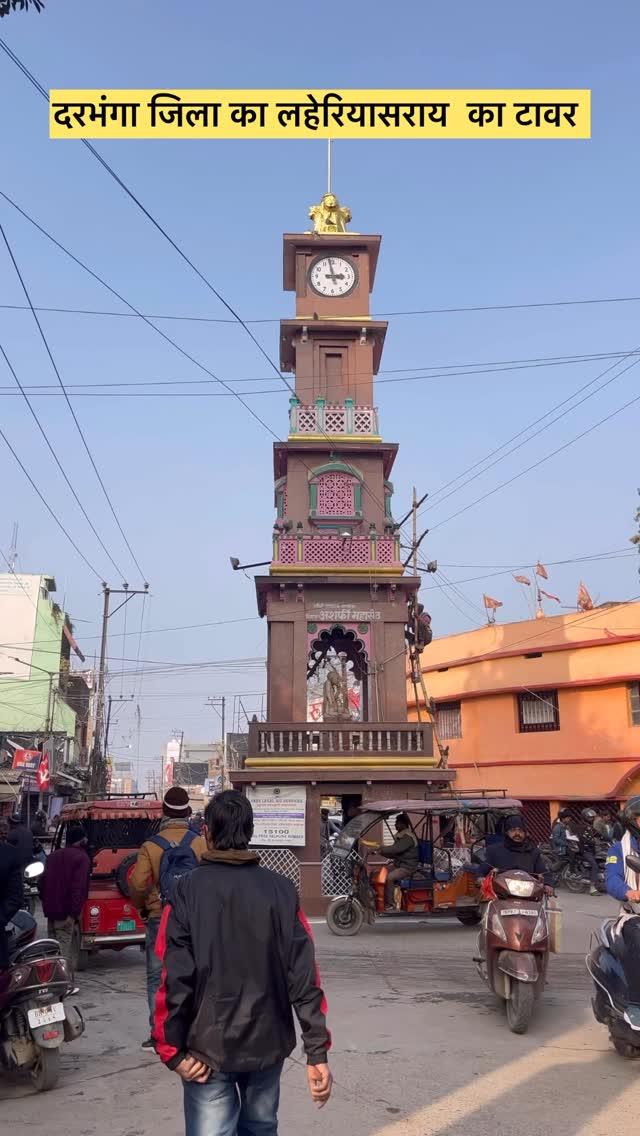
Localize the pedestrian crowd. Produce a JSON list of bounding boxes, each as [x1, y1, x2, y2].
[[4, 791, 640, 1134]]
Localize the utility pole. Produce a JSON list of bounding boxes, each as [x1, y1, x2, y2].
[[89, 581, 149, 796], [206, 696, 226, 788]]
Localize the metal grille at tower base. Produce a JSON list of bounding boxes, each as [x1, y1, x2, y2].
[[272, 534, 401, 569]]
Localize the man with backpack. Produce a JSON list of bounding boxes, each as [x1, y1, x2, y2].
[[153, 790, 331, 1135], [130, 786, 207, 1049]]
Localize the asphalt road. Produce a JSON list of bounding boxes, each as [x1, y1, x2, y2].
[[2, 892, 637, 1136]]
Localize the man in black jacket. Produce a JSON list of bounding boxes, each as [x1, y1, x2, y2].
[[0, 817, 24, 972], [154, 790, 332, 1136], [479, 814, 554, 888]]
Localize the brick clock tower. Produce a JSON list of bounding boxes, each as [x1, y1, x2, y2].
[[233, 190, 452, 910]]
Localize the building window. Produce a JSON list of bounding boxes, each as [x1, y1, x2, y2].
[[435, 700, 462, 739], [630, 683, 640, 726], [518, 689, 559, 732]]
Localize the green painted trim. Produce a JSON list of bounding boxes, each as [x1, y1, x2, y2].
[[308, 460, 364, 481], [354, 484, 363, 512], [309, 483, 318, 511]]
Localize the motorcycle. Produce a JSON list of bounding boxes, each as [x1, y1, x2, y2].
[[1, 909, 85, 1091], [23, 860, 43, 916], [587, 852, 640, 1058], [475, 869, 553, 1034]]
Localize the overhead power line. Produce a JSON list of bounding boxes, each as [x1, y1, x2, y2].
[[0, 221, 146, 581], [2, 346, 640, 398], [2, 295, 640, 325], [0, 338, 126, 578], [0, 192, 407, 548], [0, 425, 103, 578], [428, 388, 640, 532]]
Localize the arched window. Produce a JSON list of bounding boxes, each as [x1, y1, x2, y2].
[[309, 461, 363, 519]]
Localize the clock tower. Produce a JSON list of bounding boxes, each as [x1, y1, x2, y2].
[[233, 190, 452, 911]]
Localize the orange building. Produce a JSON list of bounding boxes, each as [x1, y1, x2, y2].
[[408, 602, 640, 837]]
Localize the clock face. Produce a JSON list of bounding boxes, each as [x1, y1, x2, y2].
[[308, 255, 358, 298]]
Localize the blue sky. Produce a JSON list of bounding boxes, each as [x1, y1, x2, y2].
[[0, 0, 639, 778]]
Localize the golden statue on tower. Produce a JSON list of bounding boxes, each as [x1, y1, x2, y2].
[[308, 192, 352, 234]]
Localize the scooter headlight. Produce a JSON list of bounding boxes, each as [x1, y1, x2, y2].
[[505, 877, 536, 898]]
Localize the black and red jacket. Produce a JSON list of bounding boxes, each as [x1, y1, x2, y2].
[[153, 850, 330, 1073]]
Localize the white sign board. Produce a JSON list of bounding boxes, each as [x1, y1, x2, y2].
[[247, 785, 306, 847]]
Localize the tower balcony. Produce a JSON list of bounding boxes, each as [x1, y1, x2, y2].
[[271, 532, 402, 574], [246, 720, 436, 769], [289, 397, 380, 440]]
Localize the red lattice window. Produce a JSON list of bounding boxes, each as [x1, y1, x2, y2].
[[302, 537, 371, 566], [376, 538, 395, 564], [315, 472, 357, 516], [279, 538, 296, 564]]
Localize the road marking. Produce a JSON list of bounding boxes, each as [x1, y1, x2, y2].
[[372, 1023, 600, 1136]]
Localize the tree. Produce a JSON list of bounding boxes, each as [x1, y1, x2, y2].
[[0, 0, 45, 15]]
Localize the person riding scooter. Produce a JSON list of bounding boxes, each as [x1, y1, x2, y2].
[[477, 813, 554, 889], [604, 796, 640, 904]]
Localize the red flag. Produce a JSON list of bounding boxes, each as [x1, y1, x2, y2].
[[37, 753, 50, 791], [483, 594, 503, 610], [535, 562, 549, 580], [577, 581, 593, 611], [539, 588, 561, 603], [513, 574, 531, 586]]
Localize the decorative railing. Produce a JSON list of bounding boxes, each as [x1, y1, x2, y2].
[[289, 397, 379, 437], [272, 533, 401, 569], [248, 721, 433, 758]]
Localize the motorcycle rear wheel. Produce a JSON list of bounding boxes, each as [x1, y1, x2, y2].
[[326, 897, 364, 937], [506, 980, 535, 1034], [31, 1047, 60, 1092]]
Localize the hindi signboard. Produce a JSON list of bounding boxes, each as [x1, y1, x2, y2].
[[247, 785, 306, 847]]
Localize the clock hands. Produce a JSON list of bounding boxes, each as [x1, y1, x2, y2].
[[325, 257, 342, 285]]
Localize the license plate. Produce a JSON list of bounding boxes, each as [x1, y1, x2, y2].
[[499, 908, 538, 917], [28, 1003, 65, 1028], [117, 919, 137, 932]]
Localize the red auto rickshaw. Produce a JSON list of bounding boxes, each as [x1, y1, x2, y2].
[[54, 794, 162, 970]]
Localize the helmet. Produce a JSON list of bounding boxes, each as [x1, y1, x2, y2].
[[622, 796, 640, 841], [581, 808, 597, 823]]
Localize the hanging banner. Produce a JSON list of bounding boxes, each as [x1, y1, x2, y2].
[[12, 749, 42, 773], [247, 785, 306, 847]]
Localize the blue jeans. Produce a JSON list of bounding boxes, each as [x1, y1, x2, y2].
[[145, 916, 162, 1032], [183, 1062, 283, 1136]]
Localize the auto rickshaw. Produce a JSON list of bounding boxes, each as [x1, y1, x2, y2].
[[326, 792, 523, 936], [54, 794, 162, 969]]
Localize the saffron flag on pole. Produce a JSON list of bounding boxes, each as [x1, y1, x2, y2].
[[577, 581, 594, 611], [535, 562, 549, 579], [513, 574, 532, 585], [540, 588, 561, 603], [483, 594, 503, 610]]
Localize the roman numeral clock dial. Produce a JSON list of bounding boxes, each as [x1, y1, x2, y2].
[[308, 254, 358, 298]]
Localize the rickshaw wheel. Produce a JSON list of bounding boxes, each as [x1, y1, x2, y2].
[[326, 897, 364, 937]]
